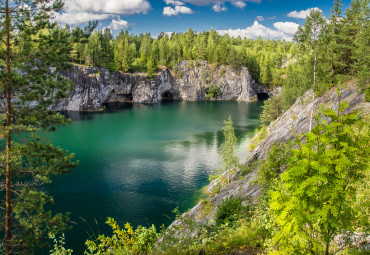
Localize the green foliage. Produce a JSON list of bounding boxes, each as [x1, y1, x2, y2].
[[0, 0, 79, 253], [240, 159, 260, 177], [256, 144, 291, 193], [259, 0, 370, 119], [211, 116, 240, 184], [365, 86, 370, 102], [133, 225, 159, 253], [85, 218, 158, 255], [200, 200, 214, 218], [154, 208, 207, 255], [146, 54, 157, 78], [249, 125, 268, 151], [206, 84, 221, 99], [49, 233, 73, 255], [62, 0, 368, 105], [154, 206, 263, 255], [215, 197, 243, 225], [260, 96, 282, 125], [65, 26, 297, 88], [197, 219, 264, 254], [269, 99, 370, 254]]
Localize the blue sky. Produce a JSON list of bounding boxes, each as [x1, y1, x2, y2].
[[55, 0, 353, 40]]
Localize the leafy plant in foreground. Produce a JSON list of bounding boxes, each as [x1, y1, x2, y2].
[[85, 218, 158, 255], [269, 96, 370, 255]]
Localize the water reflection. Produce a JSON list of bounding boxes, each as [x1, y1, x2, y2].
[[45, 101, 263, 253]]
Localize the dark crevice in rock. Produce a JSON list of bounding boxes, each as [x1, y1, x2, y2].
[[121, 92, 133, 101], [256, 92, 269, 101], [102, 102, 133, 111], [161, 91, 175, 101]]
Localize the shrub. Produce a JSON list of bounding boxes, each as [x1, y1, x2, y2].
[[215, 197, 243, 225], [85, 218, 158, 254], [133, 225, 158, 254], [206, 84, 221, 99], [365, 86, 370, 102], [200, 200, 214, 218], [269, 100, 370, 254], [249, 125, 268, 151], [256, 144, 290, 193], [49, 233, 73, 255]]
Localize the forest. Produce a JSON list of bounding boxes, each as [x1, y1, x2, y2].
[[60, 0, 369, 121], [0, 0, 369, 254]]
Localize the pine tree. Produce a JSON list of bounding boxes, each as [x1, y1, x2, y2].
[[344, 0, 370, 87], [159, 35, 169, 66], [146, 54, 157, 79], [0, 0, 78, 253], [100, 28, 115, 71], [139, 33, 152, 65], [211, 116, 240, 184], [218, 38, 230, 65]]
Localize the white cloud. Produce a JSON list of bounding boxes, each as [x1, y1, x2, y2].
[[163, 5, 194, 16], [181, 0, 260, 6], [232, 1, 246, 9], [287, 7, 322, 19], [212, 3, 227, 12], [54, 12, 115, 25], [217, 21, 299, 41], [164, 0, 185, 5], [256, 15, 264, 21], [181, 0, 256, 11], [63, 0, 151, 15], [108, 17, 130, 31], [273, 22, 299, 35], [55, 0, 151, 25]]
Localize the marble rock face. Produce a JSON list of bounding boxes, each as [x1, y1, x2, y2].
[[54, 60, 269, 111]]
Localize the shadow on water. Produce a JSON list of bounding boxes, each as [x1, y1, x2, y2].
[[60, 102, 134, 122]]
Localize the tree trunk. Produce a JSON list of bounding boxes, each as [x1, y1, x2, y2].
[[325, 242, 330, 255], [309, 45, 317, 131], [5, 0, 13, 253]]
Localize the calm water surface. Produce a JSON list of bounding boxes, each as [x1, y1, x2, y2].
[[45, 101, 263, 253]]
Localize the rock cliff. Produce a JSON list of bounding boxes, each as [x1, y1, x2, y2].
[[53, 61, 268, 111], [168, 84, 368, 228]]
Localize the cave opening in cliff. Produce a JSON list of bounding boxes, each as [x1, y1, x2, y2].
[[124, 93, 133, 101], [161, 91, 175, 102], [257, 92, 269, 101]]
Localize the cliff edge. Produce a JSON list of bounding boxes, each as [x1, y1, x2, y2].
[[54, 61, 269, 111]]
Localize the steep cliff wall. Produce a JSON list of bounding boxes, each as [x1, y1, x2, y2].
[[53, 61, 268, 111], [168, 84, 368, 227]]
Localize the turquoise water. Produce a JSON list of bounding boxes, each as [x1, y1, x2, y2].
[[45, 101, 263, 253]]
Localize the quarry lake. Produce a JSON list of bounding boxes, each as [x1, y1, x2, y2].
[[45, 101, 263, 253]]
